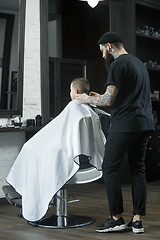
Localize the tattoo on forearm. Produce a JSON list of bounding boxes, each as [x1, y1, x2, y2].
[[87, 85, 118, 106]]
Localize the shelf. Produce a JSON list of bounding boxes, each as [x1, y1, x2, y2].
[[0, 126, 42, 133], [136, 32, 160, 41], [152, 99, 160, 102], [147, 67, 160, 72]]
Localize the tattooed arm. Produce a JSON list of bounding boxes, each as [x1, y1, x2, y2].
[[75, 85, 118, 106]]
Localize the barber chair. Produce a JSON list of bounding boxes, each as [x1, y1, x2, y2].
[[2, 109, 110, 229], [2, 158, 102, 229]]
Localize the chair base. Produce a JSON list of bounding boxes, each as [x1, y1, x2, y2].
[[28, 214, 95, 229]]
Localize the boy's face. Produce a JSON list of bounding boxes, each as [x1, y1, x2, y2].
[[70, 83, 77, 100]]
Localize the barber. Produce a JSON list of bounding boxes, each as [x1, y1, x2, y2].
[[76, 31, 154, 234]]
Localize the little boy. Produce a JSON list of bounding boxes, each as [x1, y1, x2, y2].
[[70, 77, 90, 100]]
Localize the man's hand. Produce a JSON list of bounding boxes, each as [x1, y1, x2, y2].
[[75, 93, 88, 104], [76, 85, 118, 106]]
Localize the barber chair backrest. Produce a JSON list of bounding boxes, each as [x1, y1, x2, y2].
[[68, 155, 102, 184], [69, 108, 110, 185]]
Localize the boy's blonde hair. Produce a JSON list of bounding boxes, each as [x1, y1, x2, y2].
[[71, 78, 90, 94]]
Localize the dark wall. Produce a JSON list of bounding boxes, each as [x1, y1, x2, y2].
[[61, 0, 110, 94]]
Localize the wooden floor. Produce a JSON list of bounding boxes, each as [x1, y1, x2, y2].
[[0, 181, 160, 240]]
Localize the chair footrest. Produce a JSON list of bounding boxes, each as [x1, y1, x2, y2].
[[2, 185, 22, 207]]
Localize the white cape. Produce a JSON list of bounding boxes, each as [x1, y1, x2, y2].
[[7, 100, 106, 221]]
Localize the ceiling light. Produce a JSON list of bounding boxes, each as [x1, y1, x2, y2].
[[87, 0, 99, 8], [79, 0, 104, 8]]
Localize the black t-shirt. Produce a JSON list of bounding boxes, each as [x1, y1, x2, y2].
[[106, 54, 155, 132]]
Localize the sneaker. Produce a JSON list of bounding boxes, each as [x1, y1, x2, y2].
[[127, 218, 144, 234], [96, 216, 126, 233], [132, 220, 144, 234]]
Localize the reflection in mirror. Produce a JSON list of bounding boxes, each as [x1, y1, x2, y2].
[[0, 1, 18, 110], [0, 18, 6, 101], [0, 0, 25, 116]]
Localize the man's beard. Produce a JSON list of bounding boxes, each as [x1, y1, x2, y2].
[[105, 51, 114, 74]]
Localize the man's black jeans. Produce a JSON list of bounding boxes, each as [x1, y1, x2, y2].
[[102, 131, 151, 216]]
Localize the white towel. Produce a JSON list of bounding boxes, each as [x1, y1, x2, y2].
[[7, 100, 106, 221]]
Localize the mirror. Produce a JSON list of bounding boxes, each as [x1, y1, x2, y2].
[[0, 0, 26, 117]]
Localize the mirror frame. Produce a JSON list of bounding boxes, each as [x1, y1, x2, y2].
[[40, 0, 49, 124], [0, 0, 26, 117]]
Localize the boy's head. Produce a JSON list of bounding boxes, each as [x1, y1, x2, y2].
[[70, 78, 90, 100]]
